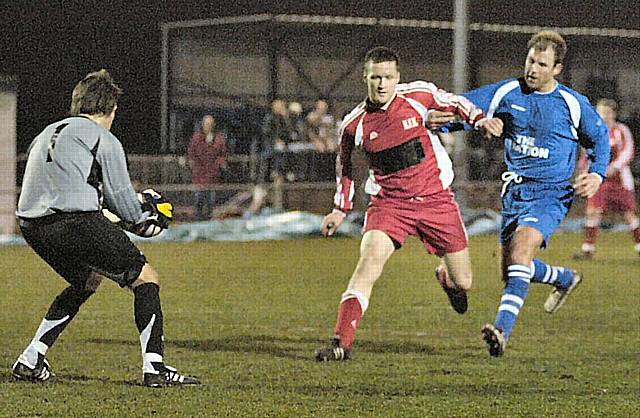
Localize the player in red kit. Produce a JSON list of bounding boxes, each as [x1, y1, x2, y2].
[[315, 47, 503, 361], [575, 98, 640, 259]]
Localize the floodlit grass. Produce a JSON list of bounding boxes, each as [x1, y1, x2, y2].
[[1, 232, 638, 417]]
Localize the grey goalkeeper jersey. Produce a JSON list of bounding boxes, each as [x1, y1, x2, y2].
[[17, 116, 144, 224]]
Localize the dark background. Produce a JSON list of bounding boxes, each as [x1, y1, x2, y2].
[[1, 0, 638, 154]]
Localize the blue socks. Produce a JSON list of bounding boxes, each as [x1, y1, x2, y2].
[[530, 258, 574, 289], [495, 264, 531, 340], [494, 261, 575, 341]]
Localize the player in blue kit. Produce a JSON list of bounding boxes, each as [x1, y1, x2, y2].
[[431, 30, 610, 356]]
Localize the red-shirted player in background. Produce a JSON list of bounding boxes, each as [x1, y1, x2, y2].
[[315, 47, 503, 361], [574, 98, 640, 260]]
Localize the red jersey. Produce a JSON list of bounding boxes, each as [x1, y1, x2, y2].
[[334, 81, 486, 212], [580, 121, 635, 191]]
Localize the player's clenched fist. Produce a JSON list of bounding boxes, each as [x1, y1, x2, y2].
[[573, 172, 603, 199], [322, 209, 346, 237], [476, 117, 504, 138]]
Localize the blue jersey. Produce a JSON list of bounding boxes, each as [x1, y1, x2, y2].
[[463, 78, 610, 183]]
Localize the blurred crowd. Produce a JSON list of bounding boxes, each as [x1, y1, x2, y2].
[[183, 98, 345, 219], [257, 98, 340, 183]]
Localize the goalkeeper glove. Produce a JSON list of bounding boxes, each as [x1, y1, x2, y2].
[[102, 189, 173, 238], [133, 189, 173, 237]]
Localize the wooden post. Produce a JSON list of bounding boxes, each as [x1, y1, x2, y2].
[[0, 76, 17, 234]]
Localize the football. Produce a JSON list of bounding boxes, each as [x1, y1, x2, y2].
[[135, 189, 173, 237]]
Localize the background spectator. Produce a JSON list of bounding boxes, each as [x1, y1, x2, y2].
[[306, 99, 337, 153], [288, 101, 306, 145], [188, 114, 228, 221], [259, 99, 291, 183]]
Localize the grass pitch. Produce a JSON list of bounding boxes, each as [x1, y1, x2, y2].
[[1, 232, 638, 417]]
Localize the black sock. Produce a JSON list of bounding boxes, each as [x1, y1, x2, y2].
[[40, 285, 94, 347], [133, 282, 164, 357], [20, 285, 93, 366]]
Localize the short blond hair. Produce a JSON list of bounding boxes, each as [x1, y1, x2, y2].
[[527, 30, 567, 64], [596, 98, 617, 112]]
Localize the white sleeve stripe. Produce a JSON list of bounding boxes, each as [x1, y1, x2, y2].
[[614, 124, 635, 166], [433, 93, 460, 109], [339, 103, 366, 137], [487, 80, 520, 118], [333, 179, 342, 206], [396, 81, 438, 93], [354, 114, 366, 146], [404, 97, 430, 120], [334, 178, 355, 210], [396, 87, 436, 95], [621, 168, 635, 191], [558, 89, 581, 132], [399, 81, 483, 124]]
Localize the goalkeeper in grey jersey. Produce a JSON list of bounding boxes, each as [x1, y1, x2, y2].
[[11, 69, 200, 387]]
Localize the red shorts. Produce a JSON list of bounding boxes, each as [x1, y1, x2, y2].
[[363, 189, 468, 257], [587, 181, 637, 212]]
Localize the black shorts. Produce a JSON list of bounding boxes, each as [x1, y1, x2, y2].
[[20, 212, 147, 288]]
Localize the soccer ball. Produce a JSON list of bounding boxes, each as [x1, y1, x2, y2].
[[135, 189, 173, 237]]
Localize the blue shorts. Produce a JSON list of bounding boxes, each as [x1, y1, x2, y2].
[[500, 182, 574, 248]]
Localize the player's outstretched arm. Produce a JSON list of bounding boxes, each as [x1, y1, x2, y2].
[[322, 209, 346, 237], [426, 111, 457, 130]]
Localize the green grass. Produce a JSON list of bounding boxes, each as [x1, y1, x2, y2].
[[1, 232, 638, 417]]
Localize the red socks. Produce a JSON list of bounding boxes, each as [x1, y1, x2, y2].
[[585, 226, 599, 245], [334, 298, 363, 349]]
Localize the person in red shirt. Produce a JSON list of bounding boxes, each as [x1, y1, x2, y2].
[[315, 46, 503, 361], [187, 114, 228, 221], [575, 99, 640, 259]]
